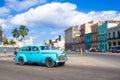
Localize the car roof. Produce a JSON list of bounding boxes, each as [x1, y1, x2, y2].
[[21, 44, 47, 48]]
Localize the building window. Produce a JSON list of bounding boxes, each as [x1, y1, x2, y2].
[[109, 33, 111, 39], [109, 42, 111, 49], [118, 41, 120, 45], [118, 31, 120, 38], [113, 32, 115, 38], [113, 41, 116, 46]]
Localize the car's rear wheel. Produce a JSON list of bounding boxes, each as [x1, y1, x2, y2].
[[58, 62, 65, 66], [18, 57, 25, 65], [46, 58, 55, 68]]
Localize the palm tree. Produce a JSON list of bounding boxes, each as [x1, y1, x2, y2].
[[19, 25, 29, 41], [12, 28, 19, 41], [3, 39, 9, 46], [9, 39, 16, 46]]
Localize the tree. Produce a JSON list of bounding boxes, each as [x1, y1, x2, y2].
[[19, 25, 29, 41], [9, 39, 16, 46], [11, 28, 19, 41], [3, 39, 9, 46]]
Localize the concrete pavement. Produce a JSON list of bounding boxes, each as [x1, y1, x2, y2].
[[0, 53, 14, 61], [0, 51, 120, 68]]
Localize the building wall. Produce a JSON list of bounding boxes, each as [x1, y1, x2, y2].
[[98, 21, 120, 52], [91, 23, 99, 49], [65, 27, 73, 44], [85, 33, 91, 50], [80, 20, 98, 51], [98, 22, 108, 52], [73, 36, 81, 51], [65, 27, 73, 50], [80, 24, 85, 50], [85, 23, 91, 34], [65, 25, 81, 51], [108, 24, 120, 50], [0, 26, 2, 43]]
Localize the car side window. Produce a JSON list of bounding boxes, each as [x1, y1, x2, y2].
[[22, 47, 26, 51], [41, 46, 45, 50], [33, 46, 39, 51], [26, 47, 31, 51]]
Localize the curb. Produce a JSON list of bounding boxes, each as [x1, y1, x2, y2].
[[0, 54, 15, 57]]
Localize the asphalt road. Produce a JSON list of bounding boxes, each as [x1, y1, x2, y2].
[[0, 52, 120, 80]]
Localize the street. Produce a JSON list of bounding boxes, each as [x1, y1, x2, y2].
[[0, 52, 120, 80]]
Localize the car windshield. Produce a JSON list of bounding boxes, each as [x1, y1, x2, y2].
[[40, 46, 50, 50]]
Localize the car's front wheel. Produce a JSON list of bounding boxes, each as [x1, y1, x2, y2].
[[58, 62, 65, 66], [45, 58, 55, 68], [18, 57, 25, 65]]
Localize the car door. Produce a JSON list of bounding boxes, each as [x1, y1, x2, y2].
[[25, 46, 32, 62], [31, 46, 42, 63]]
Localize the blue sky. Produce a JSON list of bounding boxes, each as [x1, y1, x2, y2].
[[0, 0, 120, 43]]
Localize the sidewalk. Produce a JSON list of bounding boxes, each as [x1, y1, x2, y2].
[[0, 53, 14, 61], [0, 53, 14, 57], [65, 51, 120, 55]]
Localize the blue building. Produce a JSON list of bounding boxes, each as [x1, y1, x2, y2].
[[98, 21, 120, 52], [85, 33, 91, 50]]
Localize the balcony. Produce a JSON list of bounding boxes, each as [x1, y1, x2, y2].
[[81, 41, 85, 43], [91, 40, 98, 43], [80, 34, 84, 37], [91, 32, 98, 34], [108, 37, 120, 40], [98, 39, 107, 42], [80, 28, 84, 31]]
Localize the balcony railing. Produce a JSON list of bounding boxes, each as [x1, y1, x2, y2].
[[108, 37, 120, 40], [91, 40, 98, 43], [91, 32, 98, 34]]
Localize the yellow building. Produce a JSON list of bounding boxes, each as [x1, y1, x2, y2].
[[91, 22, 101, 49]]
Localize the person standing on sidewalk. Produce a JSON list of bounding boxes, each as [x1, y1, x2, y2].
[[3, 48, 6, 55], [14, 47, 18, 56]]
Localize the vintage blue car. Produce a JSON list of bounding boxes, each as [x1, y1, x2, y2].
[[14, 44, 67, 68]]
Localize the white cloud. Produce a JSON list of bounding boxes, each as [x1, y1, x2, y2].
[[50, 31, 56, 35], [0, 19, 8, 29], [5, 0, 46, 11], [0, 15, 15, 29], [87, 11, 120, 21], [10, 2, 78, 27], [0, 7, 10, 17], [10, 2, 120, 29]]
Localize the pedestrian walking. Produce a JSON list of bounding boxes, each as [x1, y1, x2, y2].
[[80, 48, 83, 55]]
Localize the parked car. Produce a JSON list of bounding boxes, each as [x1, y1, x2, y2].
[[14, 44, 67, 68], [89, 48, 97, 52], [110, 46, 120, 53]]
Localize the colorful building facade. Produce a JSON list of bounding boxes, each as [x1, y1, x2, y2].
[[108, 24, 120, 50], [91, 23, 98, 50], [85, 33, 91, 50], [98, 21, 120, 52], [80, 20, 98, 51]]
